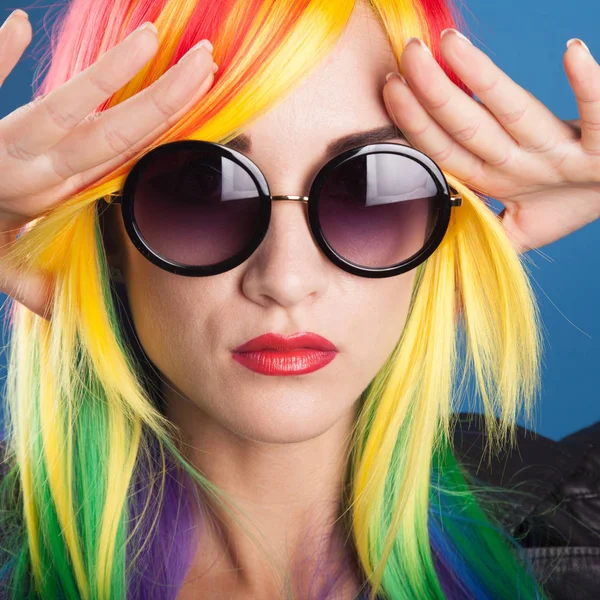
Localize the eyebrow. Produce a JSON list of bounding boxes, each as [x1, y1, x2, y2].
[[223, 124, 408, 158]]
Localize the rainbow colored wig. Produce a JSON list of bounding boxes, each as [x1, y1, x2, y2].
[[0, 0, 551, 598]]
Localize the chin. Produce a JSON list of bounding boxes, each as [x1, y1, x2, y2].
[[220, 396, 350, 444]]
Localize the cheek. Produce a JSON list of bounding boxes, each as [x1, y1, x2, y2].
[[122, 249, 220, 383], [342, 271, 417, 384]]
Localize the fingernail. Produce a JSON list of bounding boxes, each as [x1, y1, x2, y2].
[[213, 62, 219, 73], [405, 37, 433, 56], [126, 21, 157, 40], [441, 28, 473, 45], [385, 72, 407, 84], [567, 38, 591, 55], [137, 21, 157, 34], [1, 9, 29, 31], [178, 39, 214, 65], [189, 39, 214, 54], [7, 9, 29, 20]]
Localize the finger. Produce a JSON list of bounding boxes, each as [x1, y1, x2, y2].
[[0, 21, 159, 159], [0, 263, 53, 321], [64, 56, 216, 193], [397, 36, 520, 169], [563, 39, 600, 155], [0, 10, 32, 87], [48, 42, 216, 181], [383, 68, 485, 185], [436, 29, 575, 154]]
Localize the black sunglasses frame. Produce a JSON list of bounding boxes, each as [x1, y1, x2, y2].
[[107, 139, 462, 279]]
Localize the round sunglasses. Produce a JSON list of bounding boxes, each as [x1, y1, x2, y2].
[[106, 140, 462, 279]]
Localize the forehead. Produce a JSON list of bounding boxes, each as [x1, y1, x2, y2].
[[237, 3, 402, 157]]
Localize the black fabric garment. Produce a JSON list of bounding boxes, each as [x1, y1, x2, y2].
[[453, 412, 600, 600]]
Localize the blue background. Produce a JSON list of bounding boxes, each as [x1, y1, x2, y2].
[[0, 0, 597, 440]]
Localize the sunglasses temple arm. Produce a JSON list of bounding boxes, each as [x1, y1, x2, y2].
[[448, 185, 462, 207]]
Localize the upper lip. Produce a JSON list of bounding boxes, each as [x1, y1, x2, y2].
[[233, 332, 338, 353]]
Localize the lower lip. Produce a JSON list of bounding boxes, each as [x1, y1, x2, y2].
[[232, 349, 338, 375]]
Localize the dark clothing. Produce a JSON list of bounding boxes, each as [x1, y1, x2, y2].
[[453, 412, 600, 599]]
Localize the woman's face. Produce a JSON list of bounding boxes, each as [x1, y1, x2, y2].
[[108, 3, 418, 444]]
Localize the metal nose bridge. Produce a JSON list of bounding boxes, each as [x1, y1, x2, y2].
[[268, 187, 463, 207], [270, 195, 309, 202]]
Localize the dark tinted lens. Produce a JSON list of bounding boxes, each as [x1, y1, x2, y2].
[[132, 146, 262, 266], [317, 152, 440, 268]]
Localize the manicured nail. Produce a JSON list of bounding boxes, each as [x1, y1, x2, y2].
[[178, 39, 214, 65], [405, 37, 433, 56], [138, 21, 157, 34], [126, 21, 157, 40], [566, 38, 591, 55], [385, 72, 407, 84], [7, 9, 28, 20], [1, 9, 29, 31], [441, 28, 472, 45], [189, 39, 214, 54]]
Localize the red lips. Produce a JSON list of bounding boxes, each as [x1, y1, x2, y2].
[[233, 332, 337, 353], [232, 332, 338, 375]]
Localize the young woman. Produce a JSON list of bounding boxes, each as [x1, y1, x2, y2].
[[0, 0, 598, 598]]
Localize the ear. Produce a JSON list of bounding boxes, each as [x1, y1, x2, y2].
[[98, 202, 126, 284]]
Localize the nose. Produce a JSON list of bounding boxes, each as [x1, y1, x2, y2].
[[240, 195, 331, 309]]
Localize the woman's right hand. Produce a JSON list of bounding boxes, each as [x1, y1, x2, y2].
[[0, 9, 217, 319]]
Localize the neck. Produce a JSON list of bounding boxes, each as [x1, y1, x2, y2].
[[163, 384, 364, 598]]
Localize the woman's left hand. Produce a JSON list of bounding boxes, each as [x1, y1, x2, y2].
[[383, 30, 600, 253]]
